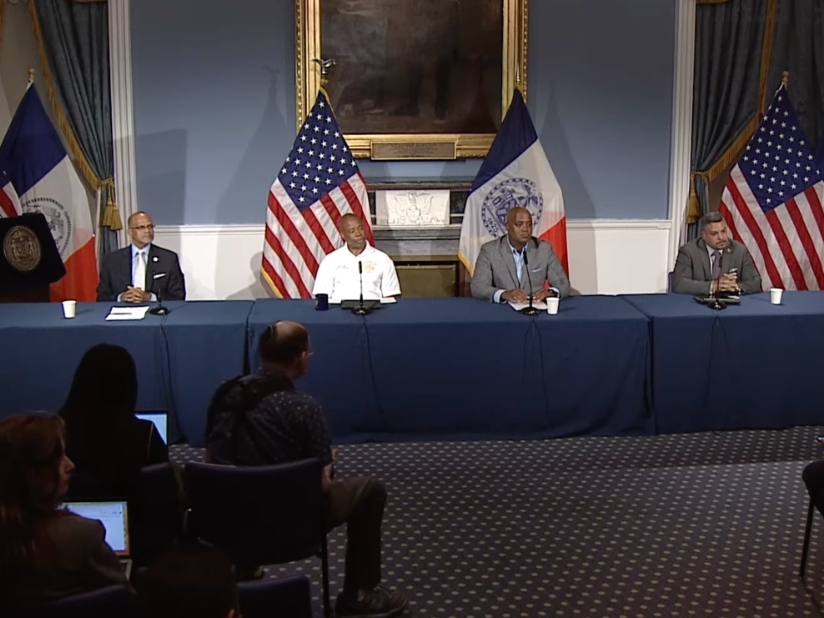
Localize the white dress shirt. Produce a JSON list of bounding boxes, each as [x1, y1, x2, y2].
[[117, 244, 156, 302], [313, 244, 401, 303]]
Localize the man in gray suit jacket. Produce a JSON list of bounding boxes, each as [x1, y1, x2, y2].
[[471, 207, 571, 302], [673, 212, 762, 295]]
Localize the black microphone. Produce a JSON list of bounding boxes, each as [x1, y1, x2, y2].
[[351, 261, 371, 316], [148, 271, 170, 315], [707, 269, 726, 310], [519, 245, 540, 316]]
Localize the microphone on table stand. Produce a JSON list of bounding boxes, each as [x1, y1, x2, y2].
[[148, 271, 170, 315], [519, 245, 541, 316], [351, 261, 372, 316]]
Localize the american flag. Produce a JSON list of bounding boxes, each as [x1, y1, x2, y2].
[[719, 85, 824, 290], [0, 169, 21, 217], [261, 92, 373, 298]]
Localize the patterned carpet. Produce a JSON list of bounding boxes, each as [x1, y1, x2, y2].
[[171, 426, 824, 617]]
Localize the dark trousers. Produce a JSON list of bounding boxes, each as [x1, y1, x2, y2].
[[326, 476, 387, 596], [804, 460, 824, 516]]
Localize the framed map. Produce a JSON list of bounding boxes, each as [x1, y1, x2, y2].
[[295, 0, 529, 160]]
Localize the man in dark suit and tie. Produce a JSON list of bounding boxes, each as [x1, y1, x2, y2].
[[673, 212, 761, 295], [471, 206, 571, 302], [96, 211, 186, 302]]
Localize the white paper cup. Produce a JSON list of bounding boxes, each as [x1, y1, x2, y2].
[[62, 300, 76, 318], [546, 297, 560, 315], [770, 288, 783, 305]]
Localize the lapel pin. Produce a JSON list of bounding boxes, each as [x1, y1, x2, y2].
[[152, 256, 159, 263]]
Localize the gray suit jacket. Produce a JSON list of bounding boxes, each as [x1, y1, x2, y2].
[[673, 238, 762, 295], [471, 236, 571, 301]]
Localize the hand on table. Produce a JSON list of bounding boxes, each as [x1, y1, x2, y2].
[[717, 275, 739, 294], [501, 289, 528, 303], [121, 286, 148, 303], [532, 289, 554, 303]]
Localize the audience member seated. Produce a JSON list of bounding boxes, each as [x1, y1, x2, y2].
[[96, 211, 186, 303], [0, 413, 130, 607], [59, 343, 168, 498], [137, 544, 238, 618], [672, 212, 762, 295], [205, 321, 408, 618]]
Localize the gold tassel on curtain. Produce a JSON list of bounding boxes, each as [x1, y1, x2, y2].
[[27, 0, 122, 232]]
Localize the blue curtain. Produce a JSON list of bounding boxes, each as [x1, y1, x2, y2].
[[31, 0, 120, 256]]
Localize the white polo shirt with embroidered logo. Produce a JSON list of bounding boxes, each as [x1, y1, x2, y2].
[[312, 243, 401, 303]]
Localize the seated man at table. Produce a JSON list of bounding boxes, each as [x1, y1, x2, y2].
[[312, 213, 401, 303], [97, 211, 186, 303], [673, 212, 761, 295], [204, 321, 408, 618], [471, 206, 571, 303]]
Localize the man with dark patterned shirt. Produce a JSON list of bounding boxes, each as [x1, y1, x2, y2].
[[205, 321, 407, 618]]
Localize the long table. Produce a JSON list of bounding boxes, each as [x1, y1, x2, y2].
[[624, 292, 824, 433], [246, 297, 653, 442], [2, 294, 823, 446], [0, 301, 253, 446]]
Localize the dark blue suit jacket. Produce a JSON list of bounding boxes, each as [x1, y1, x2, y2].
[[96, 244, 186, 301]]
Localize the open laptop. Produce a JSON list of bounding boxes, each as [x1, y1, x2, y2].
[[135, 411, 168, 444], [62, 500, 132, 578]]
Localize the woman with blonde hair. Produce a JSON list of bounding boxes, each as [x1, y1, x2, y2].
[[0, 413, 129, 605]]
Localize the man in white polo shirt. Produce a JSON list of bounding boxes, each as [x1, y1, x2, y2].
[[313, 214, 401, 303]]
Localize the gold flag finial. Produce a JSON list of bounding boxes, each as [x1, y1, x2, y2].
[[27, 68, 35, 86], [782, 71, 789, 87]]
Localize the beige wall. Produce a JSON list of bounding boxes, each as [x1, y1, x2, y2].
[[0, 2, 46, 133]]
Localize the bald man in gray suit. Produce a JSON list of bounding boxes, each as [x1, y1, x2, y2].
[[471, 207, 571, 302]]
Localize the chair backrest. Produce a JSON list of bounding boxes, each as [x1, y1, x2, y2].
[[238, 576, 313, 618], [131, 463, 183, 565], [667, 271, 674, 293], [184, 459, 325, 566], [8, 584, 135, 618]]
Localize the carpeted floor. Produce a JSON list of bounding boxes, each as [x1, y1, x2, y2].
[[171, 426, 824, 617]]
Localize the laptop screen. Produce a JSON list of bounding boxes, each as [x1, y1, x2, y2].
[[63, 500, 130, 555], [135, 412, 168, 444]]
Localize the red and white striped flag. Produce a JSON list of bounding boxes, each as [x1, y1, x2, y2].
[[719, 85, 824, 290], [0, 169, 21, 217], [261, 91, 373, 298]]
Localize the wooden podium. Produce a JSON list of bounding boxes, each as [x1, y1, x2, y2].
[[0, 213, 66, 303]]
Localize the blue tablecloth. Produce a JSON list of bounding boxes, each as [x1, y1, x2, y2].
[[624, 292, 824, 433], [0, 301, 253, 447], [247, 297, 652, 442]]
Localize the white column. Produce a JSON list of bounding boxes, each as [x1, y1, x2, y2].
[[666, 0, 696, 270], [108, 0, 137, 247]]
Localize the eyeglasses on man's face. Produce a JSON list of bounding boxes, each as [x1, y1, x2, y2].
[[130, 224, 155, 232]]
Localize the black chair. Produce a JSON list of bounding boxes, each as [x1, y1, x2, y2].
[[238, 575, 313, 618], [132, 463, 183, 566], [801, 497, 816, 578], [7, 585, 135, 618], [667, 270, 674, 293], [184, 459, 330, 617]]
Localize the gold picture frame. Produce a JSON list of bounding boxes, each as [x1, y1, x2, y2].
[[295, 0, 528, 160]]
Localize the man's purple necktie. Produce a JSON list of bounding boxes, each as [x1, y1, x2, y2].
[[711, 250, 722, 279]]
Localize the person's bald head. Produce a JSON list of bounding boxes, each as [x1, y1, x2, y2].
[[339, 214, 367, 253], [505, 207, 533, 249], [259, 321, 311, 377]]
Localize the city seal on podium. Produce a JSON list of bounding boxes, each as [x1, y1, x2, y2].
[[480, 178, 544, 237], [22, 197, 72, 258], [3, 225, 42, 273]]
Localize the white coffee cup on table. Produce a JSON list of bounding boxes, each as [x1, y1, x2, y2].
[[770, 288, 783, 305], [62, 300, 76, 318], [546, 297, 560, 315]]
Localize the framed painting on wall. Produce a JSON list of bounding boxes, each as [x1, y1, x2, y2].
[[295, 0, 529, 160]]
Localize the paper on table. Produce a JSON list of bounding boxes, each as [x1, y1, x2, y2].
[[328, 298, 397, 304], [508, 300, 548, 311], [105, 306, 150, 321]]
